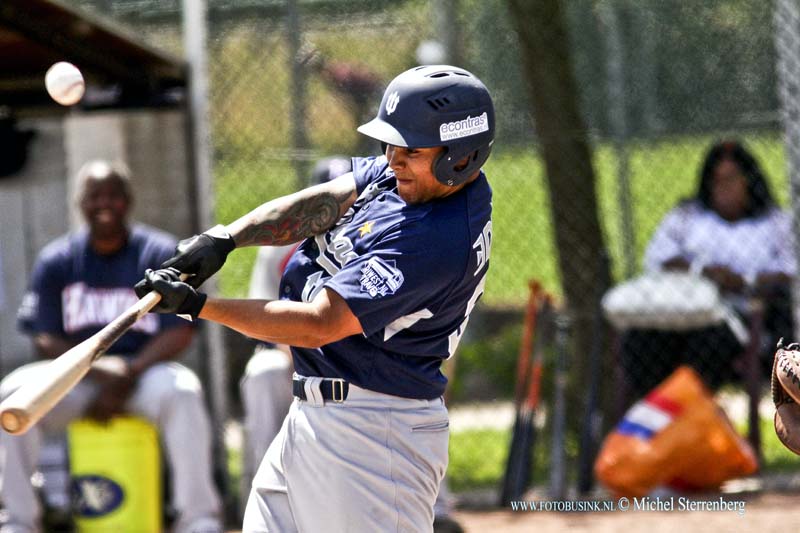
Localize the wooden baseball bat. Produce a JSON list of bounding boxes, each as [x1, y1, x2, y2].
[[0, 276, 184, 435], [511, 296, 553, 500], [514, 281, 542, 405], [500, 281, 544, 506], [549, 310, 569, 499]]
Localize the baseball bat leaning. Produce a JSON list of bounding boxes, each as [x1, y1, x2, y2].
[[0, 275, 185, 435], [500, 281, 546, 506], [549, 310, 569, 499], [513, 296, 552, 500]]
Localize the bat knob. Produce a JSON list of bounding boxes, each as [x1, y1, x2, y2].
[[0, 410, 24, 434]]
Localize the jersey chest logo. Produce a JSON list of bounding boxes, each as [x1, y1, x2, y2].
[[360, 257, 404, 298]]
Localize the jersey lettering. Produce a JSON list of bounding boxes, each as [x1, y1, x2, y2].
[[384, 308, 434, 341], [447, 272, 487, 356], [330, 235, 357, 266], [301, 271, 327, 303], [62, 282, 158, 334], [473, 220, 493, 276], [316, 227, 358, 275]]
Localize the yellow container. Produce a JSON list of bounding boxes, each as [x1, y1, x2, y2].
[[67, 416, 161, 533]]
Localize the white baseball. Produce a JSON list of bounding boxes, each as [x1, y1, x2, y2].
[[45, 62, 85, 106]]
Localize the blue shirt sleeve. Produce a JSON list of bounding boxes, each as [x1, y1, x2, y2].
[[324, 224, 466, 338], [17, 250, 67, 335], [352, 156, 387, 195]]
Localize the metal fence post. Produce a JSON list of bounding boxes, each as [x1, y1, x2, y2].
[[182, 0, 232, 511], [774, 0, 800, 339], [600, 0, 636, 280]]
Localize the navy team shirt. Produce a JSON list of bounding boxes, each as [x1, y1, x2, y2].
[[281, 155, 493, 399], [18, 224, 186, 356]]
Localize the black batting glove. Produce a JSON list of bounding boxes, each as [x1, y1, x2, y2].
[[161, 225, 235, 288], [134, 268, 208, 319]]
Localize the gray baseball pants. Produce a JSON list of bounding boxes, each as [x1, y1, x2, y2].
[[242, 378, 449, 532]]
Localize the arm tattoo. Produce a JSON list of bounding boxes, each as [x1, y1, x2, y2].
[[233, 188, 355, 247]]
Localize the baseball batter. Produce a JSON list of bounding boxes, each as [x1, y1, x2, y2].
[[137, 65, 494, 532]]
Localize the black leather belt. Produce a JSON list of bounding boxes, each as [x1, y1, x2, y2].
[[292, 377, 349, 403]]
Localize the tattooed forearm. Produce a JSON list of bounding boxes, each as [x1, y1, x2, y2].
[[230, 186, 356, 247]]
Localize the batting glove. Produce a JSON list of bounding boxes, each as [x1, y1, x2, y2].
[[135, 268, 207, 319], [160, 225, 236, 288]]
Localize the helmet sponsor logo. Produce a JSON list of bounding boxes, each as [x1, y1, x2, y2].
[[360, 257, 404, 298], [386, 91, 400, 115], [439, 112, 489, 141]]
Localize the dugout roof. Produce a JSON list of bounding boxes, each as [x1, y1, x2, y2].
[[0, 0, 186, 109]]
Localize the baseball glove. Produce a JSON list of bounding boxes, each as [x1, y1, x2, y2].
[[772, 339, 800, 455]]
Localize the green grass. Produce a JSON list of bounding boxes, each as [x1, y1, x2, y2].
[[221, 415, 797, 500], [444, 413, 799, 495], [226, 443, 243, 505], [448, 428, 511, 492], [214, 158, 298, 297], [758, 415, 800, 473], [447, 426, 562, 493], [479, 131, 788, 306]]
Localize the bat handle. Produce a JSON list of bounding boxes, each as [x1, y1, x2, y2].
[[133, 272, 192, 313], [0, 272, 191, 435]]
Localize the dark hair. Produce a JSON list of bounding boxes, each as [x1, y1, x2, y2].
[[696, 140, 774, 218]]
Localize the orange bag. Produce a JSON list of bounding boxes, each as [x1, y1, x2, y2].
[[594, 365, 757, 497]]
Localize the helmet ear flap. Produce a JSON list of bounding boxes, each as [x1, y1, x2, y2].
[[433, 143, 493, 187], [431, 147, 451, 185]]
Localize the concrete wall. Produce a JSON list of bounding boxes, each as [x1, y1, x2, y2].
[[0, 117, 68, 373], [0, 109, 198, 375]]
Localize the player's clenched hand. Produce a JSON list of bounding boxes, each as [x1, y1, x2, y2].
[[161, 225, 235, 288], [135, 268, 207, 319]]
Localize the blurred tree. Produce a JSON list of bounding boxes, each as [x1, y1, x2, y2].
[[505, 0, 612, 437]]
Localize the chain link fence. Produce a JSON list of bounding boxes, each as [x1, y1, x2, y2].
[[65, 0, 800, 504]]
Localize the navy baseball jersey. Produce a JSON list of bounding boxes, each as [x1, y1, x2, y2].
[[18, 224, 186, 356], [281, 155, 492, 399]]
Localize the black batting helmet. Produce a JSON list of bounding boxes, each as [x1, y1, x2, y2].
[[357, 65, 495, 187]]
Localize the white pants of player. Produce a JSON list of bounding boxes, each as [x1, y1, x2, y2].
[[241, 377, 449, 533], [240, 356, 455, 522], [0, 360, 221, 533]]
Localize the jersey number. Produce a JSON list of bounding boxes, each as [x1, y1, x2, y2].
[[448, 220, 492, 356], [446, 272, 486, 357]]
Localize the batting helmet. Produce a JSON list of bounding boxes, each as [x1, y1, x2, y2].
[[357, 65, 495, 187]]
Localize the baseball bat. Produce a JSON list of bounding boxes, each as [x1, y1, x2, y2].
[[514, 281, 542, 405], [501, 284, 551, 505], [549, 310, 569, 499], [0, 276, 184, 435], [514, 297, 552, 498], [500, 281, 541, 505]]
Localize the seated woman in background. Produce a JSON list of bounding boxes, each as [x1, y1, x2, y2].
[[622, 140, 795, 397]]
